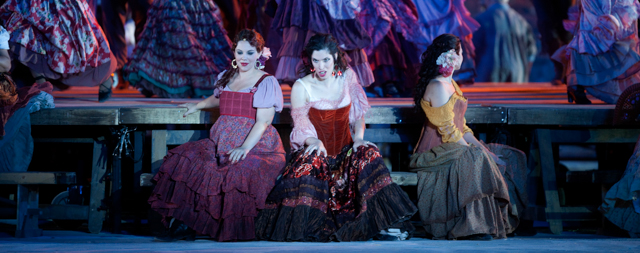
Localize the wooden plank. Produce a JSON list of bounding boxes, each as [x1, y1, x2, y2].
[[88, 139, 107, 234], [118, 106, 507, 125], [16, 185, 41, 238], [33, 138, 95, 143], [133, 131, 144, 192], [536, 129, 564, 235], [509, 107, 613, 126], [37, 205, 89, 220], [111, 156, 122, 234], [550, 129, 640, 143], [364, 128, 421, 143], [151, 130, 167, 174], [0, 172, 76, 185], [166, 130, 209, 145], [31, 108, 119, 125], [119, 108, 218, 124], [566, 170, 624, 184]]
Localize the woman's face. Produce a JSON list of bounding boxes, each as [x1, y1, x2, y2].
[[455, 47, 463, 71], [310, 49, 336, 81], [234, 41, 261, 72]]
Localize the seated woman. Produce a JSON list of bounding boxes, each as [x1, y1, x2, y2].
[[255, 34, 417, 242], [148, 29, 286, 242], [1, 25, 54, 171], [410, 34, 528, 240], [0, 0, 117, 102]]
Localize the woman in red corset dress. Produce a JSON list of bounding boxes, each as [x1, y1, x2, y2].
[[255, 34, 417, 242], [148, 29, 286, 242]]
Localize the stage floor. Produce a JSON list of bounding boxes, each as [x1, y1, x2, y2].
[[0, 230, 637, 252]]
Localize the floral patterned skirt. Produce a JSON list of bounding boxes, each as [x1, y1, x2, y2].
[[123, 0, 233, 98], [0, 0, 116, 86], [255, 145, 417, 242]]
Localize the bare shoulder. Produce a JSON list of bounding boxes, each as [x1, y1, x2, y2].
[[290, 80, 309, 107], [424, 79, 452, 107]]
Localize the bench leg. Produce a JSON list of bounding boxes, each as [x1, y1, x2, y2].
[[536, 129, 563, 234], [88, 139, 107, 234], [151, 130, 167, 175], [16, 185, 42, 238]]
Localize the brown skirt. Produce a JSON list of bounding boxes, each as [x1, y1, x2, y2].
[[410, 142, 523, 239]]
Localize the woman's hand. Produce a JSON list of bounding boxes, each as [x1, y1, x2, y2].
[[353, 138, 377, 151], [305, 138, 327, 157], [179, 103, 200, 117], [227, 146, 250, 164], [489, 152, 506, 166]]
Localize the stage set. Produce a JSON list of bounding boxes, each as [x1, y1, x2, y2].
[[2, 0, 640, 252]]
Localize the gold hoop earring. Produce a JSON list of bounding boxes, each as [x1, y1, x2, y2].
[[232, 59, 238, 69]]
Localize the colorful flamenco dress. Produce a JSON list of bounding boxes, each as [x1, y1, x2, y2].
[[358, 0, 423, 97], [0, 0, 117, 87], [552, 0, 640, 104], [124, 0, 233, 98], [600, 136, 640, 237], [271, 0, 374, 87], [148, 72, 286, 241], [411, 0, 479, 84], [255, 69, 417, 242], [409, 81, 527, 240]]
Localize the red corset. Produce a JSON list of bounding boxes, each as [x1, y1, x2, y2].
[[309, 104, 352, 156], [219, 74, 270, 120]]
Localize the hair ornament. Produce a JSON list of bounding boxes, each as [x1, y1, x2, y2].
[[435, 49, 462, 77]]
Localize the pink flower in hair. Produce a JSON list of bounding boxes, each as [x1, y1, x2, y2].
[[436, 49, 462, 77]]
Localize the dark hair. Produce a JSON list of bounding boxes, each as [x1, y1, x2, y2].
[[0, 73, 16, 105], [298, 34, 349, 77], [215, 29, 265, 89], [413, 34, 461, 111]]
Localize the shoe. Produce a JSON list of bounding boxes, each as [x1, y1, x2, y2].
[[567, 85, 591, 104], [458, 234, 493, 241], [98, 75, 114, 102], [138, 87, 154, 98], [155, 220, 196, 242]]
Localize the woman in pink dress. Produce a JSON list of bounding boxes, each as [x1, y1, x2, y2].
[[148, 29, 286, 242], [0, 0, 117, 102], [255, 34, 417, 242]]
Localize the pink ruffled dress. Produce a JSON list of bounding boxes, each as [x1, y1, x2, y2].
[[148, 71, 286, 241]]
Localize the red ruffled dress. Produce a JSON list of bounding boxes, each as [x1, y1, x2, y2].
[[148, 72, 286, 241]]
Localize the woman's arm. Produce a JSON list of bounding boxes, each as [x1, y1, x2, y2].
[[180, 95, 220, 117], [290, 80, 326, 156], [227, 107, 276, 163], [463, 132, 505, 165]]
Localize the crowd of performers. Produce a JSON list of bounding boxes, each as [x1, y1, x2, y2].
[[0, 0, 639, 104], [0, 0, 639, 241]]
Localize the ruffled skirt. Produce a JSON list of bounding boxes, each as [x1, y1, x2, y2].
[[272, 0, 374, 86], [148, 116, 286, 241], [600, 137, 640, 236], [255, 145, 417, 241], [123, 0, 233, 98], [410, 142, 521, 239], [0, 0, 116, 87], [553, 37, 640, 104]]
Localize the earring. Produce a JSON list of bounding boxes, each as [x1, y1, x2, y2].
[[310, 68, 315, 73], [255, 60, 263, 69], [232, 59, 238, 69]]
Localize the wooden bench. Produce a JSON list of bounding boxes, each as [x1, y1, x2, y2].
[[139, 129, 421, 187], [0, 172, 76, 237], [0, 137, 109, 237], [532, 128, 640, 234]]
